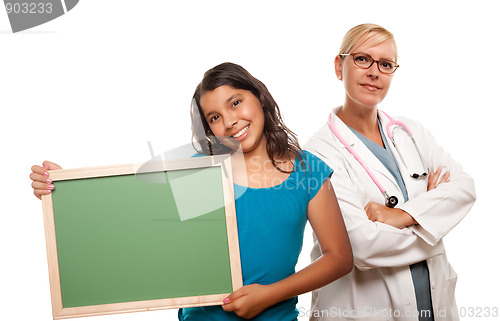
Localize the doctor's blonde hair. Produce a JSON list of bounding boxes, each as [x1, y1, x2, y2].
[[339, 23, 398, 62]]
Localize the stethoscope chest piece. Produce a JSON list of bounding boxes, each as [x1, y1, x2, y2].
[[385, 195, 398, 208]]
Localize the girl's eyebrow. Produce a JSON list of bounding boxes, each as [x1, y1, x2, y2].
[[226, 94, 240, 104], [204, 93, 242, 119]]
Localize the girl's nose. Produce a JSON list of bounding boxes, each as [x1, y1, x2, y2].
[[224, 117, 238, 129]]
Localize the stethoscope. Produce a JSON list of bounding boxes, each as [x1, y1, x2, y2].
[[328, 111, 429, 208]]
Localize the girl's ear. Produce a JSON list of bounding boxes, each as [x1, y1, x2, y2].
[[334, 55, 343, 80]]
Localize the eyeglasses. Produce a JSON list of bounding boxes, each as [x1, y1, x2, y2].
[[340, 53, 399, 74]]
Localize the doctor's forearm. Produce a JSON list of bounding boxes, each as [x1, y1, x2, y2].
[[400, 173, 476, 245], [348, 220, 445, 270], [364, 201, 418, 229]]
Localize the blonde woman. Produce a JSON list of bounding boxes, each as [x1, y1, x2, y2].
[[305, 24, 476, 321]]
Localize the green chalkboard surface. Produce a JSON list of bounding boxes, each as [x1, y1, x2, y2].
[[41, 156, 241, 319]]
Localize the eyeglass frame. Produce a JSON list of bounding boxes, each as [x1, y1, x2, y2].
[[339, 53, 400, 74]]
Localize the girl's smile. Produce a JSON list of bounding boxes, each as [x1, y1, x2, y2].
[[199, 85, 266, 155], [231, 124, 250, 140]]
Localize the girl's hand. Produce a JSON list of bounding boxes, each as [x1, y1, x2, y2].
[[221, 284, 274, 319], [365, 201, 417, 229], [29, 161, 62, 200], [220, 180, 353, 319], [427, 166, 451, 191]]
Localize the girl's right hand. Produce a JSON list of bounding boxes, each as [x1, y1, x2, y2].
[[222, 284, 274, 319], [30, 161, 62, 200]]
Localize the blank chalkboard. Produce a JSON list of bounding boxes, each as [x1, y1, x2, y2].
[[41, 155, 241, 319]]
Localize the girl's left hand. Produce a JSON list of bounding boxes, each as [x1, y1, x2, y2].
[[365, 201, 417, 229], [221, 284, 274, 319]]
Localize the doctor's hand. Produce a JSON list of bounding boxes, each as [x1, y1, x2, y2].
[[29, 161, 62, 200], [222, 284, 274, 319], [365, 201, 417, 229], [427, 167, 450, 191]]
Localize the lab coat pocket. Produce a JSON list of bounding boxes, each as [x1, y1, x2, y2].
[[445, 263, 458, 301]]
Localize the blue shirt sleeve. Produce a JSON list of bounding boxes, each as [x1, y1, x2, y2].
[[301, 150, 333, 201]]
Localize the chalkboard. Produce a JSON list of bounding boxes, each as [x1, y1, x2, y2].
[[41, 155, 242, 319]]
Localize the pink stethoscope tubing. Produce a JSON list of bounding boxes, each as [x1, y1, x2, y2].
[[381, 110, 413, 139], [380, 111, 429, 179], [327, 111, 429, 207], [327, 113, 398, 207]]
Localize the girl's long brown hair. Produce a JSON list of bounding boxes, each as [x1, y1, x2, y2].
[[191, 62, 304, 172]]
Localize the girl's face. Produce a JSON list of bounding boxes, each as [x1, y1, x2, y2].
[[200, 85, 266, 154], [336, 38, 397, 109]]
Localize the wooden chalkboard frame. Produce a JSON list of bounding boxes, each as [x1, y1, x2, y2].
[[41, 155, 242, 319]]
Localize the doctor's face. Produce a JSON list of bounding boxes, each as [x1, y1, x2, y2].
[[336, 38, 397, 108]]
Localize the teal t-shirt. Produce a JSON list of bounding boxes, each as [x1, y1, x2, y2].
[[179, 150, 333, 321]]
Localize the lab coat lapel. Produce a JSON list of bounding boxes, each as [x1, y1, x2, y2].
[[329, 109, 400, 191]]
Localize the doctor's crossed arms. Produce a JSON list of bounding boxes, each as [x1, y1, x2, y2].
[[365, 166, 451, 229]]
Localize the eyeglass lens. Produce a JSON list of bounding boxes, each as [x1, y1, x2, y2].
[[352, 53, 397, 74]]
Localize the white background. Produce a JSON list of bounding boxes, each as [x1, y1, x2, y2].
[[1, 1, 498, 320]]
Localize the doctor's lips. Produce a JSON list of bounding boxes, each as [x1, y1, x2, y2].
[[360, 83, 381, 91]]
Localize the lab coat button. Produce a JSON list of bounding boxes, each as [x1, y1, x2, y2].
[[431, 281, 436, 290]]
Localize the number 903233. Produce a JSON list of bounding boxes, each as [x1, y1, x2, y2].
[[457, 306, 499, 318], [5, 2, 53, 14]]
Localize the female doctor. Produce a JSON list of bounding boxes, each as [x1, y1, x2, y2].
[[305, 24, 476, 321]]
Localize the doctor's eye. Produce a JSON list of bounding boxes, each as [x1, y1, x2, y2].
[[353, 54, 373, 68], [379, 60, 395, 70], [354, 55, 368, 62]]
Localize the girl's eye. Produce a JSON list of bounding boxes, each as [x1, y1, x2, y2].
[[232, 100, 240, 108], [209, 115, 219, 123]]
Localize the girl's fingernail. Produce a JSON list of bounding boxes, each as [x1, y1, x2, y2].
[[47, 178, 52, 183], [44, 172, 50, 177], [49, 185, 55, 190], [223, 298, 229, 304], [47, 190, 52, 193]]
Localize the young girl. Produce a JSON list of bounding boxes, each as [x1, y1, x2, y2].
[[30, 62, 353, 320]]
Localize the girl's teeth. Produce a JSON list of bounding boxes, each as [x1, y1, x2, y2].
[[233, 126, 249, 138]]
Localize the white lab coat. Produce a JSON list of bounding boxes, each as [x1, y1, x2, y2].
[[304, 107, 476, 321]]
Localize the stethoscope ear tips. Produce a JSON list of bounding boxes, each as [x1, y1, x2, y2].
[[386, 196, 398, 208]]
